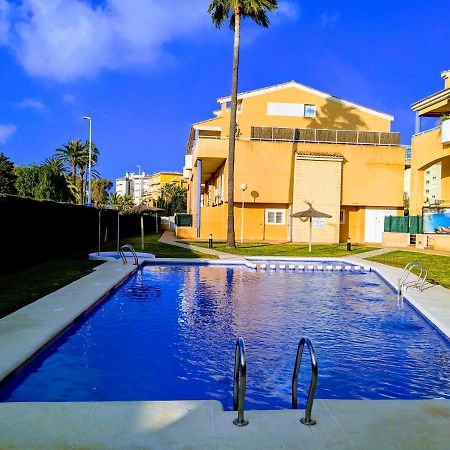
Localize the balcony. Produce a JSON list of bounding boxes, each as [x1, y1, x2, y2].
[[251, 126, 401, 146]]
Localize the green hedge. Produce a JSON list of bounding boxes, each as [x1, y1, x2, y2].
[[0, 195, 159, 273]]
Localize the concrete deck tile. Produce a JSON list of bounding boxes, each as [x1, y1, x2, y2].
[[322, 399, 450, 450], [212, 401, 353, 450], [0, 402, 96, 449], [74, 400, 222, 449]]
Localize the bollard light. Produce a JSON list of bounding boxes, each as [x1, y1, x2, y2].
[[347, 237, 352, 252]]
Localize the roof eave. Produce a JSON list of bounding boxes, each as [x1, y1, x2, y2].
[[216, 80, 394, 121]]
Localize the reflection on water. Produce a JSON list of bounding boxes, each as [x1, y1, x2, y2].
[[1, 265, 450, 410]]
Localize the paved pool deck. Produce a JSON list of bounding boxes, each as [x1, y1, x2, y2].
[[2, 399, 450, 449], [1, 252, 450, 449]]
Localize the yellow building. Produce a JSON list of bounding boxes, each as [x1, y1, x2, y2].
[[144, 171, 186, 205], [410, 70, 450, 215], [181, 81, 404, 244]]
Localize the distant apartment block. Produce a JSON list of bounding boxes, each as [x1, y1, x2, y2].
[[423, 162, 442, 204], [145, 172, 186, 205], [116, 171, 152, 205], [116, 171, 185, 205]]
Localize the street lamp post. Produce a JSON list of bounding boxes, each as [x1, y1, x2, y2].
[[240, 183, 247, 244], [82, 116, 92, 206]]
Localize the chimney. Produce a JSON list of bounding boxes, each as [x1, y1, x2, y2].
[[442, 70, 450, 89]]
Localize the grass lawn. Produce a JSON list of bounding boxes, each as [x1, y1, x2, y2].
[[186, 241, 378, 257], [102, 233, 212, 259], [0, 233, 213, 319], [0, 254, 102, 319], [367, 251, 450, 289]]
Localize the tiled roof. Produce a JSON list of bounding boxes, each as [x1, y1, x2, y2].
[[296, 151, 343, 158]]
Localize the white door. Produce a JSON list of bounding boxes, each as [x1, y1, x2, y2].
[[365, 208, 396, 243]]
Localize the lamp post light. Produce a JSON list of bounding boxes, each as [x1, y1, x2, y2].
[[82, 116, 93, 206], [240, 183, 247, 244]]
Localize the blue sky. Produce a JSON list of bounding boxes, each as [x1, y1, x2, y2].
[[0, 0, 449, 182]]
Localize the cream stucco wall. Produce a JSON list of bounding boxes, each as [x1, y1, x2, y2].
[[292, 157, 342, 243]]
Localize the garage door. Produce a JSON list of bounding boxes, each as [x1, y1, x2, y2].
[[365, 208, 397, 243]]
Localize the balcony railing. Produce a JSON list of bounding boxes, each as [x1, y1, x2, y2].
[[251, 126, 401, 146]]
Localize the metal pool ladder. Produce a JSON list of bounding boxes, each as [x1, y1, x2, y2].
[[119, 244, 139, 265], [398, 261, 428, 297], [292, 337, 318, 426], [233, 337, 249, 427]]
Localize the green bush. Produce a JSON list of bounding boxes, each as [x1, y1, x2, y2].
[[0, 195, 159, 273]]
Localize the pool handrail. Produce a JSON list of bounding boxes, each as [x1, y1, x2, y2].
[[119, 244, 139, 266], [292, 337, 318, 426], [233, 337, 249, 427], [398, 261, 428, 296]]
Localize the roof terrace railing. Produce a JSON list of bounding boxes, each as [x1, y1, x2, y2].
[[251, 126, 401, 146]]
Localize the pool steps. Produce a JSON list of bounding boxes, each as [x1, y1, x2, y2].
[[251, 263, 371, 272]]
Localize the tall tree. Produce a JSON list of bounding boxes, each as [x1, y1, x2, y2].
[[156, 183, 187, 216], [92, 178, 113, 208], [15, 163, 72, 202], [56, 139, 85, 188], [55, 139, 100, 204], [208, 0, 277, 247], [0, 152, 17, 195], [109, 193, 134, 211], [78, 140, 99, 205]]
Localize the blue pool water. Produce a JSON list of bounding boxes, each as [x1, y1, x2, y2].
[[2, 264, 450, 409]]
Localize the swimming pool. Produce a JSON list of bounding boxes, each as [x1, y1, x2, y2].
[[2, 263, 450, 409]]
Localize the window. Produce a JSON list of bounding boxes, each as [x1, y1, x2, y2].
[[265, 209, 285, 225], [304, 104, 317, 118], [426, 180, 430, 184], [267, 102, 305, 117], [340, 211, 345, 224]]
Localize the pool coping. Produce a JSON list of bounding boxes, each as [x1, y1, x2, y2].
[[1, 256, 450, 449]]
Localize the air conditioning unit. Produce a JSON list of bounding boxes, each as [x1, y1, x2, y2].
[[442, 119, 450, 144]]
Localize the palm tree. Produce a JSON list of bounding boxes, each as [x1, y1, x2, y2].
[[109, 193, 134, 211], [56, 139, 85, 187], [208, 0, 278, 247], [77, 140, 99, 204]]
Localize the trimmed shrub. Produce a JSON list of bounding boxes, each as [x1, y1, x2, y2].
[[0, 195, 159, 273]]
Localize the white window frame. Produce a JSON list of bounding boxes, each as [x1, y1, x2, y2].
[[304, 104, 317, 118], [267, 102, 305, 117], [265, 209, 286, 225]]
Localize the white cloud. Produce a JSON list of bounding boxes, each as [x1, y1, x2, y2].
[[0, 124, 16, 144], [1, 0, 299, 82], [14, 98, 46, 112], [1, 0, 210, 81], [274, 1, 301, 23]]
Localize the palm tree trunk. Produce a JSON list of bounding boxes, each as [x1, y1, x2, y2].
[[72, 164, 76, 189], [226, 6, 241, 248]]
